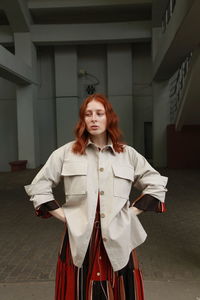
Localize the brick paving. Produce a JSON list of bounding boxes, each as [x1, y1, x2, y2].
[[0, 168, 200, 288], [139, 168, 200, 281], [0, 173, 65, 283]]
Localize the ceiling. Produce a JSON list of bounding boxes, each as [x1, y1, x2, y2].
[[30, 4, 152, 24], [0, 1, 152, 25]]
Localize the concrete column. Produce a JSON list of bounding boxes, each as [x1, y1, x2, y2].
[[15, 33, 40, 168], [152, 80, 170, 167], [107, 44, 133, 146], [152, 27, 171, 168], [54, 46, 79, 146]]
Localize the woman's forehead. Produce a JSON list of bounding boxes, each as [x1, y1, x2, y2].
[[85, 100, 105, 111]]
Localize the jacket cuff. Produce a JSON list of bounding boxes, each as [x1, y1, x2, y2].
[[24, 182, 55, 209], [35, 200, 60, 218], [133, 194, 166, 213]]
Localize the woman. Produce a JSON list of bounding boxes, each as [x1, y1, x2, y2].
[[25, 94, 168, 300]]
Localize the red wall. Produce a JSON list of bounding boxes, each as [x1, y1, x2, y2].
[[167, 124, 200, 168]]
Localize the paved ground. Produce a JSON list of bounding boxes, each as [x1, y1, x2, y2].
[[0, 168, 200, 299]]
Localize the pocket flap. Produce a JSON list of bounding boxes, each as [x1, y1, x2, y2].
[[112, 164, 134, 181], [61, 161, 87, 176]]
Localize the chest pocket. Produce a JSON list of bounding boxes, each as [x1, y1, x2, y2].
[[112, 164, 134, 199], [61, 161, 87, 195]]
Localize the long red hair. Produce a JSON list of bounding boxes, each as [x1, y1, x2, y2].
[[72, 94, 124, 154]]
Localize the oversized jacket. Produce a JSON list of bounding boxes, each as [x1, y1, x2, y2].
[[25, 140, 168, 271]]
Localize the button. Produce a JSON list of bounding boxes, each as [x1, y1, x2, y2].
[[102, 237, 107, 242], [100, 213, 105, 218], [99, 167, 104, 172], [100, 191, 104, 195], [97, 272, 100, 276], [99, 256, 102, 260]]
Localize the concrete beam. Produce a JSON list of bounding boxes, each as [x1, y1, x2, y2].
[[0, 21, 151, 45], [29, 0, 152, 9], [153, 0, 200, 80], [0, 26, 13, 45], [1, 0, 32, 32], [0, 45, 37, 85], [31, 21, 151, 45]]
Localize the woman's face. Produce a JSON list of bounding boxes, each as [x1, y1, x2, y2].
[[84, 100, 107, 137]]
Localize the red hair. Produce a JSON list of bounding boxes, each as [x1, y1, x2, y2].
[[72, 94, 124, 154]]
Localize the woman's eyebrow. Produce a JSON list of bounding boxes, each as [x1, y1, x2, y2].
[[85, 109, 105, 112]]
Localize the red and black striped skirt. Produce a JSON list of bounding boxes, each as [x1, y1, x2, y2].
[[55, 209, 145, 300]]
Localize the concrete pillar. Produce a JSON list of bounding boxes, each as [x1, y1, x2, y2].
[[54, 46, 79, 146], [152, 80, 170, 167], [15, 32, 40, 168], [107, 44, 133, 146], [132, 43, 153, 156], [152, 27, 171, 167]]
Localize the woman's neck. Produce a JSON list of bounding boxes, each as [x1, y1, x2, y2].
[[90, 133, 107, 149]]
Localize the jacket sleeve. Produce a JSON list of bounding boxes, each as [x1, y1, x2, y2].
[[24, 146, 65, 209], [129, 147, 168, 204], [133, 194, 167, 213], [35, 200, 60, 218]]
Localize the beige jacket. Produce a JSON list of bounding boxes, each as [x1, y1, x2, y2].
[[25, 140, 168, 271]]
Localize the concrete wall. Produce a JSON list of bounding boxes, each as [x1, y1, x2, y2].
[[132, 43, 153, 156], [152, 80, 170, 167], [37, 47, 57, 164], [78, 44, 107, 101], [54, 46, 79, 147], [107, 44, 134, 146], [167, 124, 200, 168], [0, 42, 155, 170], [0, 78, 17, 171], [152, 26, 170, 167]]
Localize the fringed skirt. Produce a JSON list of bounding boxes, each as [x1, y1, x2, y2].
[[55, 207, 144, 300]]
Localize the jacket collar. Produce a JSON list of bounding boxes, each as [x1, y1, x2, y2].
[[86, 137, 116, 155]]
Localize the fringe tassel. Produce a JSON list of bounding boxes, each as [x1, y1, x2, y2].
[[133, 269, 144, 300], [55, 255, 77, 300], [106, 280, 114, 300], [76, 268, 80, 300], [88, 280, 93, 300], [132, 250, 145, 300], [157, 202, 167, 213], [119, 276, 126, 300]]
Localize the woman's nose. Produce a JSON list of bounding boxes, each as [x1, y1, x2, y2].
[[91, 114, 97, 122]]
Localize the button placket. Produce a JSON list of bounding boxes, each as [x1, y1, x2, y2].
[[98, 151, 105, 196]]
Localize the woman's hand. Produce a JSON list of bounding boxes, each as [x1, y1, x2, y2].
[[130, 206, 143, 216], [49, 208, 66, 223]]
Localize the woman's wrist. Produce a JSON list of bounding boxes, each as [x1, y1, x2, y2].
[[49, 208, 66, 223], [130, 206, 143, 215]]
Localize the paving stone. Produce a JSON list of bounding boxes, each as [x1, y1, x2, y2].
[[0, 168, 200, 289]]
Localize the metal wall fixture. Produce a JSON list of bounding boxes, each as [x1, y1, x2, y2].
[[78, 69, 100, 95]]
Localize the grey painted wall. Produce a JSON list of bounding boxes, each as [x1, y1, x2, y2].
[[54, 46, 79, 147], [133, 43, 153, 156], [0, 43, 154, 170], [107, 44, 133, 146], [37, 47, 57, 164], [0, 79, 17, 171], [78, 44, 107, 101]]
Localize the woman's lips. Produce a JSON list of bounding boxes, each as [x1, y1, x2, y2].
[[91, 126, 98, 130]]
